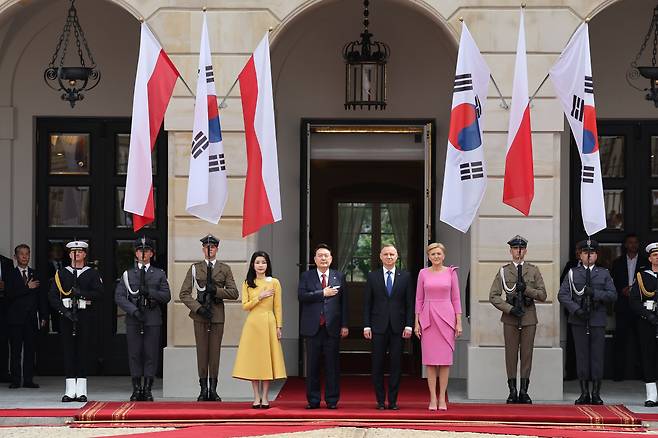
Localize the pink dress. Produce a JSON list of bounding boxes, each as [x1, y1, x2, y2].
[[415, 267, 462, 365]]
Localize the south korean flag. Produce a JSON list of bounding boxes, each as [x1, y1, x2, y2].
[[439, 22, 491, 233], [550, 23, 606, 236], [186, 12, 228, 224]]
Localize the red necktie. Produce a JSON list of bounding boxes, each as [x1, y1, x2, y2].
[[319, 274, 326, 326]]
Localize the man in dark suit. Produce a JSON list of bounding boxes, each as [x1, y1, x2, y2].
[[6, 244, 48, 388], [363, 244, 413, 410], [298, 243, 348, 409], [0, 253, 13, 382], [115, 237, 171, 401], [611, 233, 646, 381]]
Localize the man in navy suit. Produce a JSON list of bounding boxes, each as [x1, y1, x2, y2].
[[6, 244, 48, 388], [298, 244, 348, 409], [363, 244, 414, 410], [0, 253, 14, 382]]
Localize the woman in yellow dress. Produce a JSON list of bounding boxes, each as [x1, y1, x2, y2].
[[232, 251, 286, 408]]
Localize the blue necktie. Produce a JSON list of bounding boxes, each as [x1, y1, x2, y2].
[[386, 271, 393, 296]]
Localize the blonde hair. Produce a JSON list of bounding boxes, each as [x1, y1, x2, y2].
[[426, 242, 446, 254]]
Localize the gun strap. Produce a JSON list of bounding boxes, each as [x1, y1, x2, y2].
[[637, 272, 656, 298], [568, 269, 586, 297], [55, 271, 73, 297], [500, 267, 517, 293], [191, 264, 206, 292], [122, 271, 140, 296]]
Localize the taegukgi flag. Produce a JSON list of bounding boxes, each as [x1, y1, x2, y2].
[[238, 33, 282, 237], [549, 22, 606, 236], [503, 8, 534, 216], [186, 12, 228, 223], [124, 23, 180, 231], [439, 22, 491, 233]]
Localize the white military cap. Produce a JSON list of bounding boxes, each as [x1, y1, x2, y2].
[[66, 240, 89, 250], [646, 242, 658, 255]]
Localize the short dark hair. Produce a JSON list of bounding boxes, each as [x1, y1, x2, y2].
[[314, 243, 332, 256], [623, 233, 639, 243], [14, 244, 30, 255]]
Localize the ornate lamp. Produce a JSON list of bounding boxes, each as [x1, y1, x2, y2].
[[343, 0, 389, 110], [628, 3, 658, 107], [44, 0, 101, 108]]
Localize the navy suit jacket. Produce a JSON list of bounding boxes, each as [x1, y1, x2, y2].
[[6, 267, 48, 326], [363, 269, 414, 334], [298, 268, 348, 338]]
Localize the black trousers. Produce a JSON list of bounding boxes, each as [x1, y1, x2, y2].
[[613, 311, 640, 380], [9, 322, 37, 384], [637, 319, 657, 383], [305, 325, 340, 405], [372, 328, 402, 405], [126, 324, 161, 378], [60, 311, 93, 378], [572, 325, 605, 380]]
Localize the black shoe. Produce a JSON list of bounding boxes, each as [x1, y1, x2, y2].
[[130, 377, 142, 402], [252, 403, 261, 409], [326, 403, 337, 409], [506, 378, 518, 404], [376, 403, 386, 410], [207, 378, 221, 401], [260, 403, 270, 409], [575, 380, 590, 405], [197, 378, 209, 402], [590, 380, 604, 405], [8, 382, 19, 389], [645, 400, 657, 407], [388, 404, 400, 410], [22, 382, 39, 389], [143, 377, 154, 402], [518, 378, 532, 404], [305, 403, 320, 409], [76, 395, 87, 402], [62, 395, 75, 403]]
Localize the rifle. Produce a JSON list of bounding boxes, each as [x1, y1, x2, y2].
[[197, 238, 215, 332], [584, 247, 592, 336], [71, 265, 79, 337], [515, 265, 526, 329], [136, 237, 151, 336]]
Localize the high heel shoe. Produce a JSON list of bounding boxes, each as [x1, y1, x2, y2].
[[252, 399, 261, 409], [260, 402, 270, 409], [428, 403, 437, 411], [438, 405, 448, 411]]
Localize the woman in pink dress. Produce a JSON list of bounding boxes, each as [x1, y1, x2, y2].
[[414, 242, 462, 411]]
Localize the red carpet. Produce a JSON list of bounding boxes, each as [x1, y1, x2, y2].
[[72, 377, 639, 427]]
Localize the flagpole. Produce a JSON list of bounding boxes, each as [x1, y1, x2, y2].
[[218, 76, 239, 109], [528, 73, 549, 105], [489, 74, 510, 109]]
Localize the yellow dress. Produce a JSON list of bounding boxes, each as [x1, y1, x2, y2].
[[232, 277, 287, 380]]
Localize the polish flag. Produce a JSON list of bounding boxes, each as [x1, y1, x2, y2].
[[124, 23, 180, 231], [238, 33, 282, 237], [503, 9, 534, 216]]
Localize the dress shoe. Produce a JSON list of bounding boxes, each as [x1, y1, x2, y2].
[[76, 395, 87, 402], [376, 403, 386, 410], [61, 395, 75, 403], [8, 382, 20, 389], [260, 403, 270, 409], [22, 382, 39, 388], [388, 404, 400, 410], [326, 403, 337, 409], [305, 403, 320, 409], [645, 400, 657, 407], [252, 403, 261, 409]]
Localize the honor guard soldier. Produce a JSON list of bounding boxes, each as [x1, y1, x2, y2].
[[115, 237, 171, 401], [629, 242, 658, 407], [558, 239, 616, 405], [48, 240, 103, 402], [179, 234, 238, 401], [489, 235, 547, 404]]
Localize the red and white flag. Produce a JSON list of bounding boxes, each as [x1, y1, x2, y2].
[[503, 9, 534, 216], [238, 33, 282, 237], [550, 23, 605, 236], [124, 23, 179, 231]]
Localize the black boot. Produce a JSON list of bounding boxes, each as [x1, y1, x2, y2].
[[506, 379, 518, 404], [129, 377, 142, 402], [518, 378, 532, 404], [207, 378, 222, 401], [197, 378, 209, 402], [590, 380, 604, 405], [143, 377, 154, 401], [575, 380, 591, 405]]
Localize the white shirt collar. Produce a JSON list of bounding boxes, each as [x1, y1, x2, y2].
[[513, 261, 524, 267], [138, 263, 150, 270], [383, 266, 396, 275], [317, 268, 329, 281], [205, 259, 216, 267]]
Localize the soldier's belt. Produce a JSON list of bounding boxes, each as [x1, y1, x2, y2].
[[61, 298, 92, 309]]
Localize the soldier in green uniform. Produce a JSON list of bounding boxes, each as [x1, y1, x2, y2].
[[489, 235, 547, 404], [179, 234, 238, 401]]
